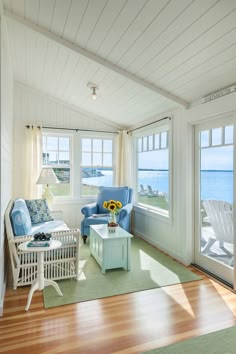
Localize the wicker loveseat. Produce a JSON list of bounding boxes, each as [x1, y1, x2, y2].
[[5, 199, 80, 289]]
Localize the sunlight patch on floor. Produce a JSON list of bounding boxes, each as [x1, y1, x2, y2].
[[139, 249, 179, 279], [78, 259, 88, 280], [163, 284, 196, 318]]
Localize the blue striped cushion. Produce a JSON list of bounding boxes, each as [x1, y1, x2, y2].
[[10, 199, 32, 236]]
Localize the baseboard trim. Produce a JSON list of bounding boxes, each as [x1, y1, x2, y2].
[[133, 229, 188, 266], [0, 280, 6, 317]]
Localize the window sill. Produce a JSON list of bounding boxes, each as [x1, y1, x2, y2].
[[52, 196, 97, 205], [133, 203, 171, 224]]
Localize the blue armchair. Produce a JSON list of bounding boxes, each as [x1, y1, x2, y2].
[[81, 186, 133, 243]]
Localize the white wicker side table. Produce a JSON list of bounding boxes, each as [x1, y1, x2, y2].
[[18, 240, 63, 311]]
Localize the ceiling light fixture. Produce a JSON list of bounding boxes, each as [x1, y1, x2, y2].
[[87, 82, 99, 101], [92, 86, 97, 100]]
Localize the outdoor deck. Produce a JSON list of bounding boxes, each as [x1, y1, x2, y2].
[[201, 225, 233, 267]]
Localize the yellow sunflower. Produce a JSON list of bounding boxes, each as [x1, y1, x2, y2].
[[108, 203, 116, 212], [116, 201, 122, 208], [103, 201, 108, 208]]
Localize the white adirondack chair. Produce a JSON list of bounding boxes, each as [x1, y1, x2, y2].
[[202, 200, 234, 265]]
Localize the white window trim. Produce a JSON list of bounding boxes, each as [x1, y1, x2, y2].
[[79, 132, 117, 199], [42, 129, 117, 201], [42, 129, 74, 201], [132, 119, 172, 221]]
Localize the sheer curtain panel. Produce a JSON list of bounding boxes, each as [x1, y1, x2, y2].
[[116, 130, 132, 186], [24, 125, 42, 199]]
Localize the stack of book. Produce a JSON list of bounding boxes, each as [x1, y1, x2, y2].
[[27, 233, 52, 247], [27, 240, 51, 247]]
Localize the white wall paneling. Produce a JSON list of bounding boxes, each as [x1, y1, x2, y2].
[[0, 6, 14, 315]]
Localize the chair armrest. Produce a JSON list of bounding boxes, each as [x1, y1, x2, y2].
[[81, 203, 98, 217], [51, 229, 80, 264], [51, 228, 80, 242], [10, 235, 33, 244], [119, 203, 133, 218], [50, 209, 63, 220]]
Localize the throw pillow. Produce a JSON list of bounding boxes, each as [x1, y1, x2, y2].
[[25, 199, 53, 224], [10, 199, 32, 236]]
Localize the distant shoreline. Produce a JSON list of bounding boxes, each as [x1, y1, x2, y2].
[[138, 169, 233, 172], [201, 170, 233, 172]]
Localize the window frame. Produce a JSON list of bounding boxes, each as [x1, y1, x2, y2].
[[42, 130, 73, 200], [42, 130, 117, 201], [132, 119, 172, 221], [79, 132, 117, 199]]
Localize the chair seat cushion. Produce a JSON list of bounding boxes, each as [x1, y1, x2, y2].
[[31, 220, 68, 235], [97, 186, 129, 213], [25, 199, 53, 224], [85, 215, 110, 227]]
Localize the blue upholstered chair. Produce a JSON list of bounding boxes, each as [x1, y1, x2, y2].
[[81, 186, 133, 243]]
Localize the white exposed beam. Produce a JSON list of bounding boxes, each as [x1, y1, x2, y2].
[[5, 9, 189, 109]]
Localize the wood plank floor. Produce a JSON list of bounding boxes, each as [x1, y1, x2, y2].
[[1, 267, 236, 354]]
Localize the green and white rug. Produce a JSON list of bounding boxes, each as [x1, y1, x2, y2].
[[43, 237, 201, 308], [142, 326, 236, 354]]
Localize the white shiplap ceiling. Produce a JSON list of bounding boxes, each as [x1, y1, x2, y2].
[[3, 0, 236, 129]]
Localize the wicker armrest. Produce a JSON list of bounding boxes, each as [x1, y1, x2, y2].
[[50, 209, 63, 220], [10, 235, 33, 244], [51, 228, 81, 243]]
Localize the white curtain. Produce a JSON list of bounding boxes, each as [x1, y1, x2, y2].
[[116, 130, 132, 186], [24, 125, 42, 199]]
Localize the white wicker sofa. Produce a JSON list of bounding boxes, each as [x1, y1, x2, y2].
[[5, 199, 80, 289]]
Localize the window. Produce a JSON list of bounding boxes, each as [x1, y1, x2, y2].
[[81, 137, 114, 196], [135, 123, 170, 215], [42, 133, 72, 197]]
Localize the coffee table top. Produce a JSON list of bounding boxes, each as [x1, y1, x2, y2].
[[90, 224, 133, 240]]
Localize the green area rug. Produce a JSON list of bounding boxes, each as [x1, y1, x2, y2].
[[43, 237, 201, 308], [142, 326, 236, 354]]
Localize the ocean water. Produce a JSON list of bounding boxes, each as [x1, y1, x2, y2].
[[138, 170, 169, 194], [200, 170, 233, 203], [82, 170, 233, 204]]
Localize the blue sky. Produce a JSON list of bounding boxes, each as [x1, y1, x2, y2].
[[201, 125, 233, 170], [138, 145, 233, 171], [139, 150, 168, 170], [201, 146, 233, 171]]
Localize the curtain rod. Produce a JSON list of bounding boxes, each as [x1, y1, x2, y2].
[[127, 116, 171, 134], [26, 125, 119, 134]]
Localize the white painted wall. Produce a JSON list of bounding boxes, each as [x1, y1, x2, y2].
[[133, 92, 236, 265], [0, 7, 14, 315], [13, 83, 119, 228]]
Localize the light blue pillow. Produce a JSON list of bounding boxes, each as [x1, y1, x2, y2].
[[25, 199, 53, 225], [10, 199, 32, 236], [97, 186, 129, 213]]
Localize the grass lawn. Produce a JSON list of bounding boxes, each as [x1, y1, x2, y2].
[[50, 184, 70, 196], [50, 184, 98, 197], [50, 184, 168, 212], [137, 195, 168, 210]]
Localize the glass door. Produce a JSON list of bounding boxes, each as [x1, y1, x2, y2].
[[194, 116, 235, 286]]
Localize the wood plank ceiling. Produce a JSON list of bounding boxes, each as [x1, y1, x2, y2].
[[3, 0, 236, 128]]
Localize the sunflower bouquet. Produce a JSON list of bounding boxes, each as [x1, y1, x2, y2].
[[103, 199, 122, 226]]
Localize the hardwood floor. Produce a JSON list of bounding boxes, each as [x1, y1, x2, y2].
[[1, 267, 236, 354]]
